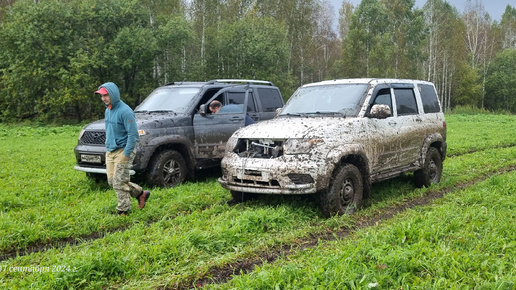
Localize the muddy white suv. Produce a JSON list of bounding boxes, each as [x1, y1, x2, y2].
[[218, 78, 447, 217]]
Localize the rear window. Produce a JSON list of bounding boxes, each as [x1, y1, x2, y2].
[[257, 88, 283, 112], [227, 91, 256, 112], [418, 84, 441, 113], [394, 88, 418, 115]]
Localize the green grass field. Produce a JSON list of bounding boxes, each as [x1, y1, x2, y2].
[[0, 113, 515, 289]]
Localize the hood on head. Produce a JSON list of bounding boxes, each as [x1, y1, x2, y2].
[[98, 82, 121, 108]]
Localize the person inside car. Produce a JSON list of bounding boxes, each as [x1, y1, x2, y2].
[[209, 100, 255, 126]]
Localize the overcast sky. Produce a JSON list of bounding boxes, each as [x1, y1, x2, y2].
[[330, 0, 513, 22]]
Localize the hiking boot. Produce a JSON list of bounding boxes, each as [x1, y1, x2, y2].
[[117, 210, 128, 216], [138, 190, 151, 209]]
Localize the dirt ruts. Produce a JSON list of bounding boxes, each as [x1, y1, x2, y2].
[[180, 165, 516, 290]]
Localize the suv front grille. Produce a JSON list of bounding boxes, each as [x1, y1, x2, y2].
[[80, 131, 106, 145], [234, 139, 284, 158], [233, 178, 280, 187]]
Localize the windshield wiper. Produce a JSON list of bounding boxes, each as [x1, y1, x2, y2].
[[151, 110, 175, 113], [136, 110, 175, 114], [307, 111, 343, 116]]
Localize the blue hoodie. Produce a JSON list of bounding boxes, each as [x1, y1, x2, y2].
[[100, 82, 139, 157]]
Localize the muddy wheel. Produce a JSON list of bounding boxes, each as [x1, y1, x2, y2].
[[320, 164, 363, 217], [146, 150, 187, 188], [230, 191, 256, 204], [414, 147, 442, 188]]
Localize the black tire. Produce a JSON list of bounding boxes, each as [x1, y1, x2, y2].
[[414, 147, 443, 188], [320, 164, 363, 217], [230, 190, 256, 204], [146, 150, 187, 188]]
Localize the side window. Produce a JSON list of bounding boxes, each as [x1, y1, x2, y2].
[[197, 89, 219, 113], [418, 84, 441, 113], [227, 91, 256, 112], [394, 88, 418, 115], [257, 88, 283, 112], [372, 88, 393, 115]]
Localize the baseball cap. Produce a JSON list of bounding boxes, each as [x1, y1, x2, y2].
[[95, 87, 108, 95]]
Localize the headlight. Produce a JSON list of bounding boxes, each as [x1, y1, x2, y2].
[[78, 129, 85, 141], [283, 138, 324, 154], [226, 136, 238, 152], [138, 130, 147, 136]]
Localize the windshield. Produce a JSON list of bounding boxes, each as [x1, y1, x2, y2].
[[135, 87, 201, 113], [280, 84, 368, 117]]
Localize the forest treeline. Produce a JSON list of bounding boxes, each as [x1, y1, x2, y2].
[[0, 0, 515, 123]]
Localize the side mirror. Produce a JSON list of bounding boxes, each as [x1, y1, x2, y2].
[[199, 104, 207, 116], [275, 107, 282, 117], [370, 104, 391, 119]]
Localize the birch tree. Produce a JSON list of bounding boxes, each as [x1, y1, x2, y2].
[[500, 5, 516, 49], [422, 0, 465, 111]]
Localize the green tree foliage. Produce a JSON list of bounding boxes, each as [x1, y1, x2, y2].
[[422, 0, 467, 111], [244, 0, 339, 85], [454, 62, 482, 107], [337, 0, 389, 77], [0, 0, 76, 120], [338, 0, 354, 39], [335, 0, 426, 79], [0, 0, 515, 123], [382, 0, 426, 79], [68, 0, 158, 118], [500, 5, 516, 49], [155, 15, 196, 84], [205, 16, 294, 91], [484, 49, 516, 112], [0, 0, 157, 122]]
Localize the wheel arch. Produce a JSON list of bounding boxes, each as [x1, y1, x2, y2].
[[140, 136, 196, 180], [326, 147, 371, 199], [419, 133, 446, 165]]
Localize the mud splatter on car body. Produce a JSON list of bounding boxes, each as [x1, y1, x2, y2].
[[219, 78, 447, 217]]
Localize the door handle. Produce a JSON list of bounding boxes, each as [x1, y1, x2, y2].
[[388, 121, 397, 125]]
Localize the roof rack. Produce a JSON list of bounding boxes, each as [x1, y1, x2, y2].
[[164, 81, 208, 86], [207, 79, 274, 86]]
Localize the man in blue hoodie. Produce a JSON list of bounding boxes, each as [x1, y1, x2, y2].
[[95, 82, 150, 216]]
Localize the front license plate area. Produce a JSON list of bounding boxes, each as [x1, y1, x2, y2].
[[81, 154, 102, 164]]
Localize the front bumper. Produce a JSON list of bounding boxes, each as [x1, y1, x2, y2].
[[74, 144, 136, 175], [74, 166, 135, 175], [219, 153, 327, 195]]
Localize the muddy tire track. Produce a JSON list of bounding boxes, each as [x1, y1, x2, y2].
[[181, 165, 516, 290], [0, 224, 127, 262], [0, 212, 186, 262], [445, 143, 516, 157]]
